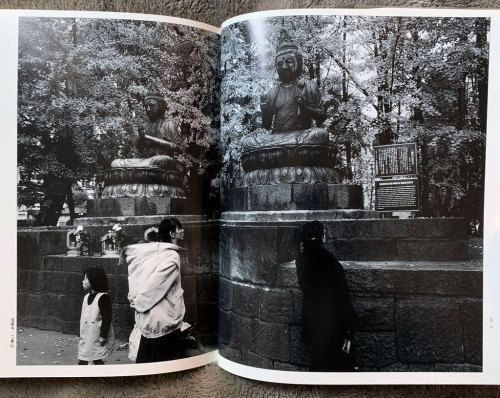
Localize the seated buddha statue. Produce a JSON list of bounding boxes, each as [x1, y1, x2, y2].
[[101, 81, 185, 198], [241, 29, 339, 186]]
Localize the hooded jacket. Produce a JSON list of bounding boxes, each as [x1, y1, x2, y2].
[[123, 242, 185, 338]]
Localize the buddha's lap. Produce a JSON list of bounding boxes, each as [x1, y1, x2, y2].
[[241, 128, 328, 151], [110, 155, 177, 169]]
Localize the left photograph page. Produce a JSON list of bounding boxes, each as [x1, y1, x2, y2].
[[1, 10, 221, 377]]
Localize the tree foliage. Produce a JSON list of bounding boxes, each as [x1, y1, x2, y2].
[[18, 17, 220, 225], [220, 16, 489, 219]]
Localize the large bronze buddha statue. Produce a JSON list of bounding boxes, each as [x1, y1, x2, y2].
[[241, 29, 339, 186], [101, 81, 185, 199]]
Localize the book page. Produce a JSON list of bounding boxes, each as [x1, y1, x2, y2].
[[218, 8, 500, 384], [1, 9, 221, 377]]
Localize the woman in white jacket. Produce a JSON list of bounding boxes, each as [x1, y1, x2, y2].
[[124, 218, 186, 363]]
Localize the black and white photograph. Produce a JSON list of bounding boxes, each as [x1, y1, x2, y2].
[[16, 16, 221, 367], [219, 14, 488, 372], [5, 5, 500, 388]]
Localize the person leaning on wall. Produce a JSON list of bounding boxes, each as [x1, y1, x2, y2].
[[295, 220, 359, 372]]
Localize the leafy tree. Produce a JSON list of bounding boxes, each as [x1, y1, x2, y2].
[[18, 17, 221, 225]]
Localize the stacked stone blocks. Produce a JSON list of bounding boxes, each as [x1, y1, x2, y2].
[[227, 184, 363, 211], [219, 261, 482, 371]]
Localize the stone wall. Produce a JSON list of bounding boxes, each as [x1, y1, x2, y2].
[[18, 221, 482, 371], [220, 216, 471, 288], [17, 223, 219, 344], [219, 261, 482, 371]]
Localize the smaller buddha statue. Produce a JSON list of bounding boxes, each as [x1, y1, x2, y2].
[[240, 29, 339, 186], [102, 81, 185, 198]]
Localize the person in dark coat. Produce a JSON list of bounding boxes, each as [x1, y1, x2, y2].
[[295, 220, 359, 372]]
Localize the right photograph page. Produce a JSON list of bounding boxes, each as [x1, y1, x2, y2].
[[218, 9, 491, 382]]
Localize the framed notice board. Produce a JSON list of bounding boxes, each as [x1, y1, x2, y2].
[[375, 178, 420, 212], [374, 143, 417, 177]]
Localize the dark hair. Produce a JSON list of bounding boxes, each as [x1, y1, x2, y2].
[[158, 218, 183, 243], [84, 267, 109, 292], [146, 230, 158, 242], [301, 220, 324, 251]]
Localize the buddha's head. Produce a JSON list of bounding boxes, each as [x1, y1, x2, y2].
[[275, 29, 302, 83], [144, 80, 167, 122]]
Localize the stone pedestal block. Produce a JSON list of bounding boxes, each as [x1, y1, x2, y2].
[[252, 319, 290, 362], [241, 351, 273, 369], [17, 228, 69, 269], [289, 325, 311, 366], [74, 214, 205, 227], [356, 331, 397, 368], [221, 212, 470, 285], [460, 300, 483, 364], [396, 298, 464, 363], [220, 223, 296, 285], [228, 312, 255, 351], [434, 364, 482, 372], [232, 284, 261, 318], [218, 261, 482, 371], [87, 196, 194, 217], [352, 298, 395, 332], [227, 183, 363, 211]]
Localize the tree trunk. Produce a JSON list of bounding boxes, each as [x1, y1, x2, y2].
[[341, 18, 352, 180], [476, 19, 488, 134], [34, 176, 72, 226], [342, 19, 348, 103], [315, 51, 321, 87], [345, 142, 353, 180], [375, 26, 395, 144], [417, 138, 430, 217], [66, 185, 76, 226], [456, 73, 467, 131]]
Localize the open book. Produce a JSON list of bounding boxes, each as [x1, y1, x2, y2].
[[4, 7, 500, 384]]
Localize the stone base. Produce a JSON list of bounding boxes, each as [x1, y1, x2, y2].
[[87, 196, 199, 217], [219, 261, 482, 371], [220, 211, 470, 286], [219, 210, 474, 371], [74, 214, 205, 227], [102, 183, 184, 199], [227, 183, 363, 211]]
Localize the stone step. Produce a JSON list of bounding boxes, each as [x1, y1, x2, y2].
[[276, 260, 483, 295], [221, 209, 379, 221], [18, 217, 218, 264], [74, 214, 206, 227], [221, 212, 467, 238], [220, 214, 470, 285]]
